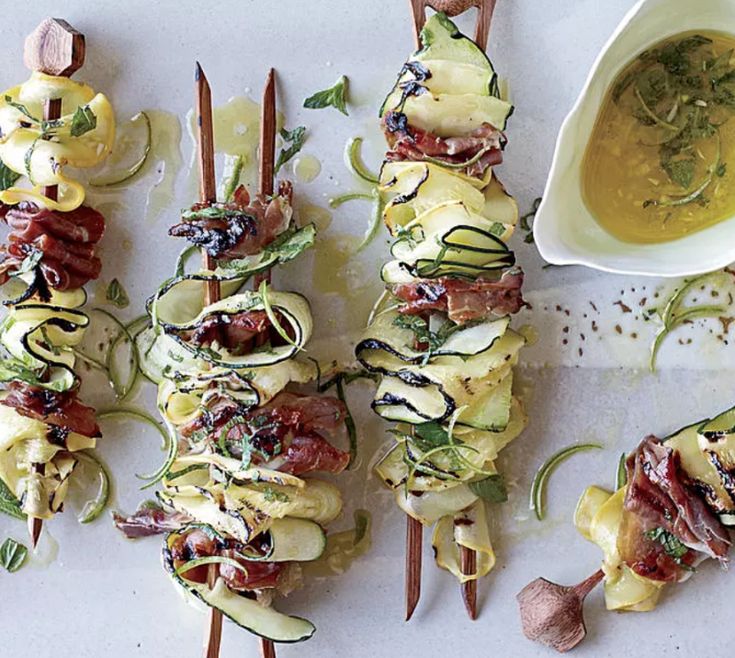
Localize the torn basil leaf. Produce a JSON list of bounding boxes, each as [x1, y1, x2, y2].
[[468, 474, 508, 503], [0, 159, 21, 191], [0, 538, 28, 572], [0, 479, 25, 520], [10, 248, 42, 278], [106, 278, 130, 308], [275, 126, 307, 173], [70, 105, 97, 137], [662, 157, 696, 189], [303, 76, 349, 115]]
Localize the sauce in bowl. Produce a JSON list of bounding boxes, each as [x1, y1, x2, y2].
[[582, 31, 735, 244]]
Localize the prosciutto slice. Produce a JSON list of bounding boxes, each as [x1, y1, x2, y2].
[[391, 270, 525, 323], [168, 526, 285, 591], [2, 381, 101, 438], [0, 203, 105, 290], [182, 310, 272, 350], [280, 433, 351, 475], [383, 112, 505, 178], [169, 182, 292, 259], [621, 435, 730, 581], [113, 504, 192, 539], [179, 392, 350, 476]]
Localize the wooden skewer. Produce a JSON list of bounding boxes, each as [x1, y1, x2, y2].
[[405, 514, 422, 621], [256, 67, 278, 658], [404, 0, 498, 620], [22, 18, 86, 549], [460, 545, 477, 620], [194, 64, 280, 658], [259, 69, 276, 201], [194, 62, 225, 658]]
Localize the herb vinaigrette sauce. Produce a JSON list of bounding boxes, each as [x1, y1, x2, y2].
[[582, 31, 735, 243]]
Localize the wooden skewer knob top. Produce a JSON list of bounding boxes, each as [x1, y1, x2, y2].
[[24, 18, 85, 77], [425, 0, 482, 17]]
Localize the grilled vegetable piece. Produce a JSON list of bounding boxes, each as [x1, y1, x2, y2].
[[575, 408, 735, 613]]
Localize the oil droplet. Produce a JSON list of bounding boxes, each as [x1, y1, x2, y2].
[[312, 233, 378, 326], [313, 234, 354, 297], [518, 324, 539, 346], [298, 203, 332, 232], [292, 154, 321, 183], [145, 110, 184, 223], [187, 96, 284, 193]]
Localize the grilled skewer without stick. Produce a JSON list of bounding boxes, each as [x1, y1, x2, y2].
[[360, 0, 529, 621]]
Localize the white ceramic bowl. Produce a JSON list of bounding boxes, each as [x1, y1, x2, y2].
[[534, 0, 735, 277]]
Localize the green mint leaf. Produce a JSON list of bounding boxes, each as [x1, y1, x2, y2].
[[468, 474, 508, 503], [275, 125, 307, 173], [644, 526, 692, 567], [262, 486, 290, 503], [303, 76, 349, 115], [70, 105, 97, 137], [10, 248, 42, 278], [5, 96, 39, 122], [106, 278, 130, 308], [488, 222, 506, 237], [0, 159, 21, 191], [413, 422, 450, 450], [0, 479, 25, 520], [663, 157, 696, 189], [262, 224, 315, 261], [0, 538, 28, 572]]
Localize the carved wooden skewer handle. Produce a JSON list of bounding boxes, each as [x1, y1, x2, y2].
[[409, 0, 496, 50], [24, 18, 85, 77]]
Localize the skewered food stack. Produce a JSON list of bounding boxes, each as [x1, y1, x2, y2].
[[357, 7, 528, 617], [116, 68, 353, 649], [0, 19, 115, 541]]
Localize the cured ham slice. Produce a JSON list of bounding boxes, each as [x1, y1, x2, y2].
[[179, 392, 350, 476], [0, 203, 105, 290], [169, 182, 292, 259], [383, 112, 505, 178], [391, 270, 525, 323], [2, 380, 101, 438], [621, 435, 730, 581], [113, 504, 192, 539], [183, 310, 272, 349], [168, 527, 286, 591]]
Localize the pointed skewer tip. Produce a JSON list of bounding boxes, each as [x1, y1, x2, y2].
[[405, 514, 422, 621], [461, 582, 478, 620], [29, 517, 42, 549]]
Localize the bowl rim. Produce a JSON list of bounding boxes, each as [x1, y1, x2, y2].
[[532, 0, 735, 278]]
